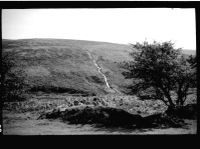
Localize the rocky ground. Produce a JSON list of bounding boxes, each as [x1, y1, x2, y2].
[[2, 94, 197, 135]]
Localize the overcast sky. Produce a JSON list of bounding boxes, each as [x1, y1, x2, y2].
[[2, 8, 196, 50]]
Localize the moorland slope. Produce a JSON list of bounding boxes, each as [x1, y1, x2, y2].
[[2, 38, 195, 96]]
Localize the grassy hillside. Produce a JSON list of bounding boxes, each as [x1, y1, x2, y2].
[[2, 39, 196, 97], [182, 49, 196, 56], [2, 39, 134, 96]]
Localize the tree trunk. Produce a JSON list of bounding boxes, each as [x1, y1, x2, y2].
[[177, 93, 183, 106], [158, 84, 175, 107], [176, 82, 189, 106], [166, 93, 175, 107]]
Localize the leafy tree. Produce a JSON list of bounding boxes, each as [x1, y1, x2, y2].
[[122, 41, 196, 108]]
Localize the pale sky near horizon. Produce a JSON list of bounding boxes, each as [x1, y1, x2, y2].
[[2, 8, 196, 50]]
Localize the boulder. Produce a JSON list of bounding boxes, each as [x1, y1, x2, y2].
[[39, 105, 142, 127]]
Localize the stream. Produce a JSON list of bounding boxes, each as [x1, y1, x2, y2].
[[87, 51, 111, 89]]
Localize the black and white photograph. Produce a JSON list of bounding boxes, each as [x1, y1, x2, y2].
[[1, 5, 197, 135]]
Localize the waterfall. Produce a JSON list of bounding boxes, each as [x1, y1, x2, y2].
[[87, 51, 111, 89]]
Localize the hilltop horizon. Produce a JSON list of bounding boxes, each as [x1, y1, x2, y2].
[[2, 38, 196, 51]]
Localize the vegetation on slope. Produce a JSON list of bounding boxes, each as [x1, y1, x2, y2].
[[2, 39, 196, 101], [2, 39, 132, 99]]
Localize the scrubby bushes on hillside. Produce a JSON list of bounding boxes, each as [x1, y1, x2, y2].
[[2, 51, 29, 101], [29, 85, 93, 96]]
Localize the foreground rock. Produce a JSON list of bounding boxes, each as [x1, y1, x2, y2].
[[39, 105, 184, 128]]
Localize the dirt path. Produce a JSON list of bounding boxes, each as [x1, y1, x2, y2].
[[3, 110, 197, 135]]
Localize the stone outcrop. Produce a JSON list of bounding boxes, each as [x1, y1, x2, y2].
[[39, 105, 185, 128]]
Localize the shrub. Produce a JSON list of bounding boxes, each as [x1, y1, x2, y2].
[[121, 41, 196, 108]]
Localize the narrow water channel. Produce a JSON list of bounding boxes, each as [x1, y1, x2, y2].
[[87, 51, 111, 89]]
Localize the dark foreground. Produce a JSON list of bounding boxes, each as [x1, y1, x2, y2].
[[3, 95, 197, 135], [3, 110, 197, 135]]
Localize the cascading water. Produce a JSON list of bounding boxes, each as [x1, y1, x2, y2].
[[87, 51, 121, 94], [87, 51, 111, 89]]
